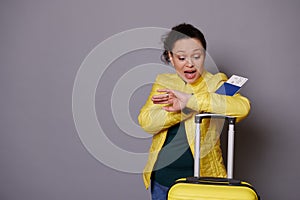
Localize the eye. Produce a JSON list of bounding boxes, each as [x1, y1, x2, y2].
[[193, 54, 201, 59], [176, 56, 186, 61]]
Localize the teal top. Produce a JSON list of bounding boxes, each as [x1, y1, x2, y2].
[[152, 122, 194, 187]]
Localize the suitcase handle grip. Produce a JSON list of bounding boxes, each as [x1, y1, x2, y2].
[[186, 176, 241, 185], [195, 113, 236, 124], [194, 113, 236, 179]]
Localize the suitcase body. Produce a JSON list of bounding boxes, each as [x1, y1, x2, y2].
[[167, 114, 260, 200]]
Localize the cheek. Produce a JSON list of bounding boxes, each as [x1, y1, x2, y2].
[[173, 62, 185, 71], [195, 58, 205, 69]]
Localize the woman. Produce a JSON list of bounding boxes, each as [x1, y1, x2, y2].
[[138, 23, 250, 200]]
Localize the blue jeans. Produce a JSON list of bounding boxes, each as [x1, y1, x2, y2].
[[151, 180, 169, 200]]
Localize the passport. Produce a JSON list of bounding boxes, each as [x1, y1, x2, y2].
[[215, 75, 248, 96]]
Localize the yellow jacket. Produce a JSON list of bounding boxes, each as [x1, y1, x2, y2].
[[138, 70, 250, 189]]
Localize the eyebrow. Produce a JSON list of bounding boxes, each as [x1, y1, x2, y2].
[[174, 48, 204, 53]]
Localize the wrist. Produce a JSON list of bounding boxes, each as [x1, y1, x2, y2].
[[182, 93, 194, 114]]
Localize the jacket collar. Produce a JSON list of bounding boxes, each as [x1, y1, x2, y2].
[[176, 70, 208, 86]]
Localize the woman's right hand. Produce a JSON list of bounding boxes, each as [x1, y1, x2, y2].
[[152, 89, 192, 112]]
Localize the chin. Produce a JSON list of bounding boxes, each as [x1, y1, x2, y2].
[[185, 75, 201, 84], [186, 79, 197, 84]]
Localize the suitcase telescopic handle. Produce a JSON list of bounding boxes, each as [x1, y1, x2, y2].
[[194, 113, 236, 179]]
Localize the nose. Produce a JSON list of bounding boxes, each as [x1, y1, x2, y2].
[[186, 57, 193, 67]]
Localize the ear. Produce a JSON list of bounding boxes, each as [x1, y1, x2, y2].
[[168, 52, 175, 66]]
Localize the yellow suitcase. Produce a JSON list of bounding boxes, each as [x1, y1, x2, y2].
[[167, 114, 260, 200]]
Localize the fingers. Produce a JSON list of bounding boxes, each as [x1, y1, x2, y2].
[[152, 88, 185, 112], [151, 89, 172, 104], [156, 89, 172, 93], [152, 93, 171, 104], [152, 93, 169, 100]]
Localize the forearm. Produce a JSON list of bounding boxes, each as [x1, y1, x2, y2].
[[138, 104, 192, 134], [185, 92, 250, 122]]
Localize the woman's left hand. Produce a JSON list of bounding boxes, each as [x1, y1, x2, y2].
[[151, 89, 192, 112]]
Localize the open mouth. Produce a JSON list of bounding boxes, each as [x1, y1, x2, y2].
[[184, 69, 197, 79], [184, 70, 196, 74]]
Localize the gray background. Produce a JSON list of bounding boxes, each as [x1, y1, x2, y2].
[[1, 0, 300, 199]]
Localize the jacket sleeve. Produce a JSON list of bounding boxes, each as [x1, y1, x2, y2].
[[185, 74, 251, 122], [138, 75, 193, 135]]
